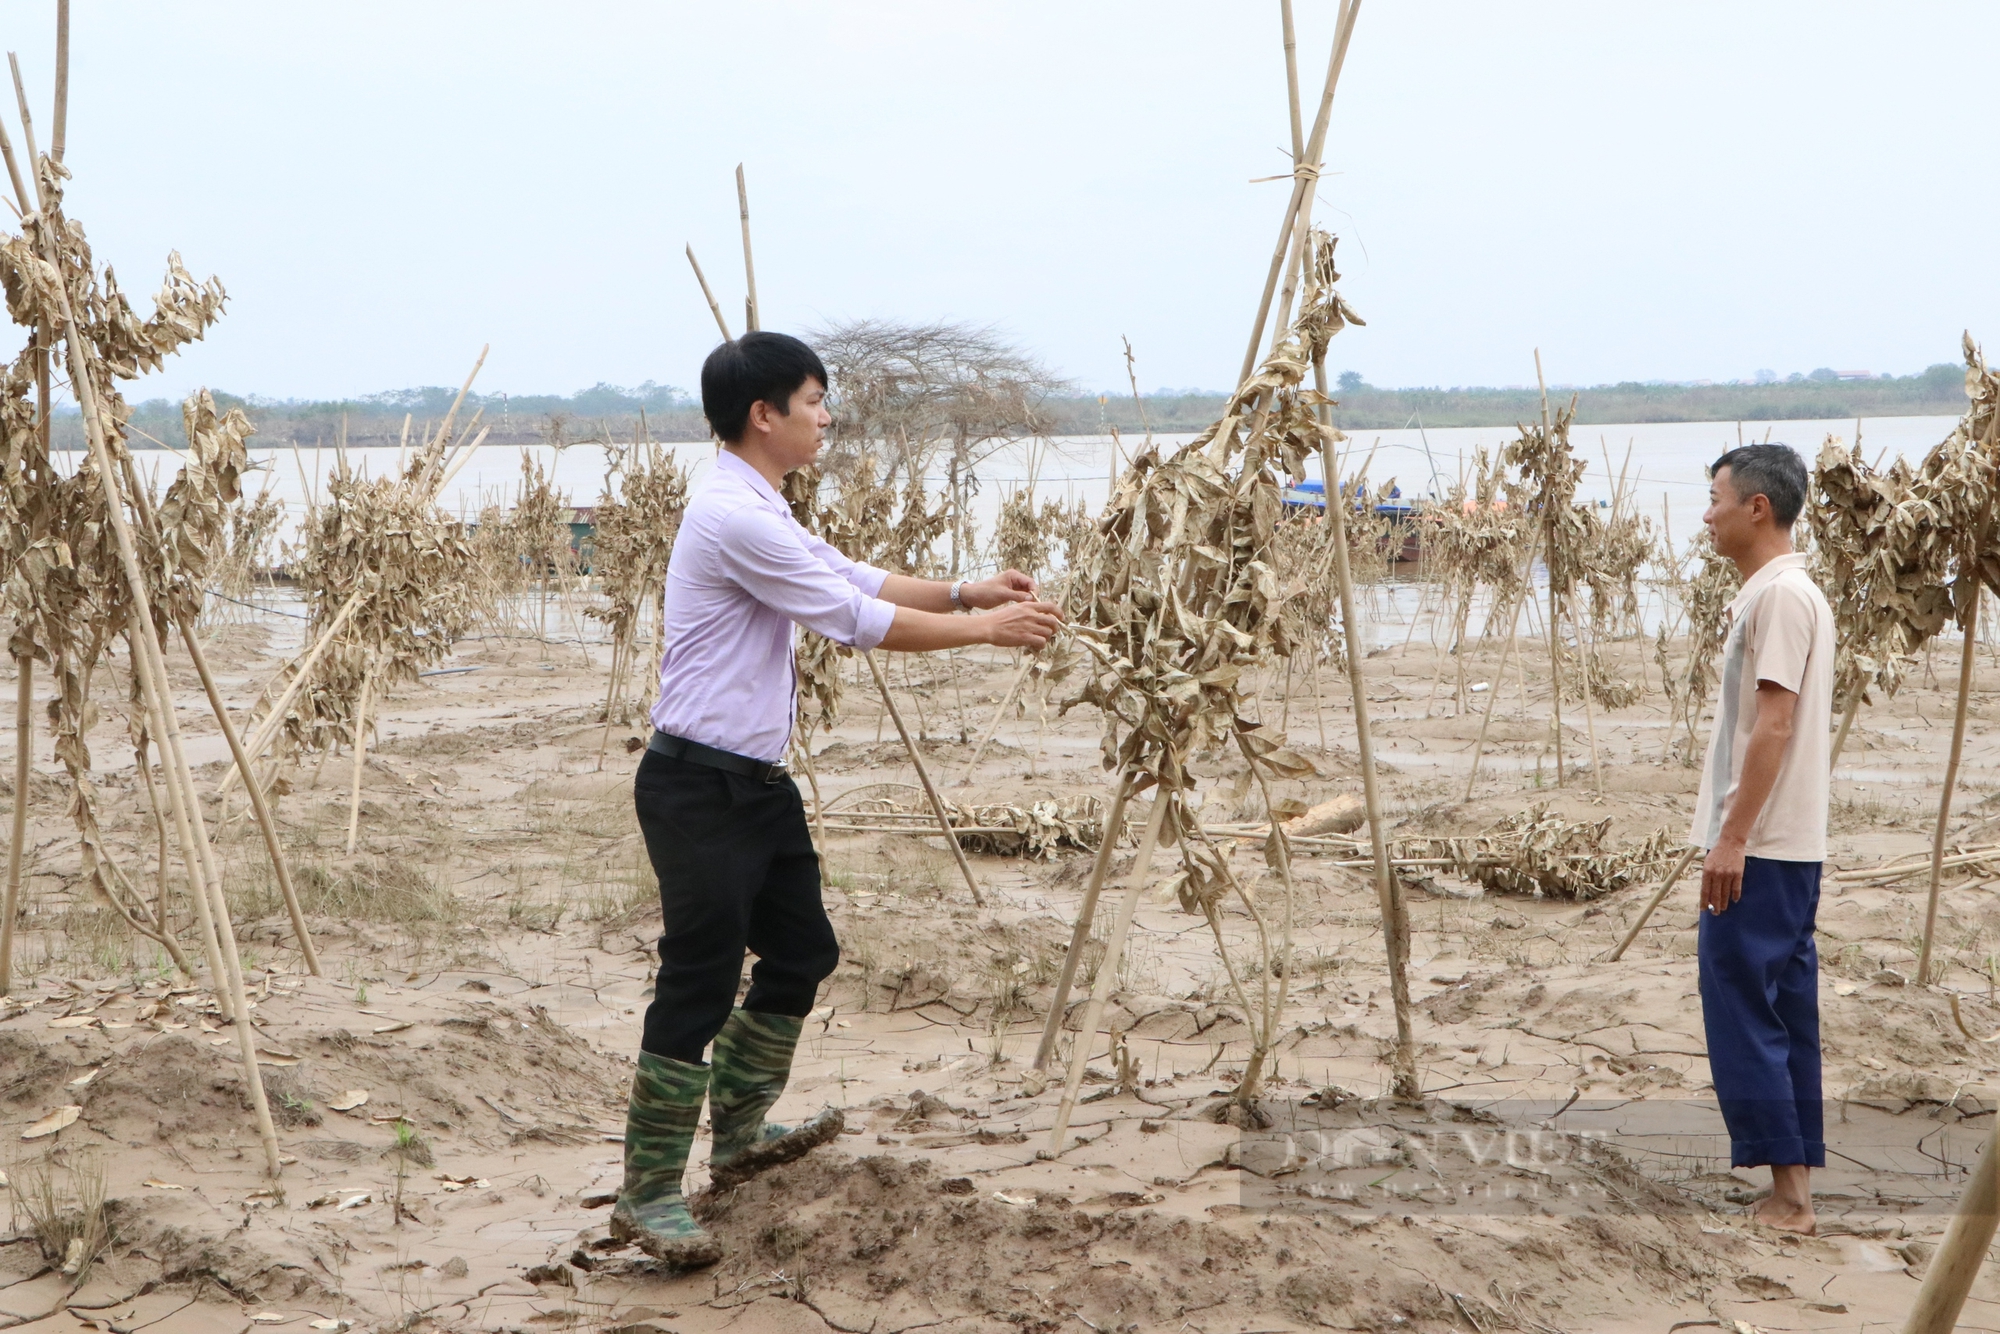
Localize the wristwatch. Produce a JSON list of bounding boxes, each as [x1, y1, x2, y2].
[[949, 579, 967, 611]]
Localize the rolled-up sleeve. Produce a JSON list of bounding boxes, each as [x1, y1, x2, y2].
[[716, 506, 898, 650]]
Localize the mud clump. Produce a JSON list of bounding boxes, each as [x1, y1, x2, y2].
[[692, 1152, 1290, 1331], [0, 1031, 71, 1106]]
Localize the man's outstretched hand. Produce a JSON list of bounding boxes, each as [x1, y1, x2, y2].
[[980, 600, 1064, 649], [961, 570, 1037, 609]]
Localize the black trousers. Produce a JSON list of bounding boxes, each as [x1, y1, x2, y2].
[[632, 748, 840, 1063]]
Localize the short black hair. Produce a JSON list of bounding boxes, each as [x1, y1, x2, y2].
[[699, 332, 828, 443], [1710, 443, 1808, 527]]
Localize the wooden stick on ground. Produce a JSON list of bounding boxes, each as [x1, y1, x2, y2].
[[1604, 844, 1701, 963], [865, 650, 983, 907], [1900, 1113, 2000, 1334], [1043, 790, 1171, 1155], [1919, 593, 1981, 984], [0, 658, 29, 993], [1032, 776, 1133, 1072], [178, 619, 321, 976], [685, 245, 733, 342]]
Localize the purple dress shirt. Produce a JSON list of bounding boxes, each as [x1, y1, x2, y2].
[[649, 450, 897, 763]]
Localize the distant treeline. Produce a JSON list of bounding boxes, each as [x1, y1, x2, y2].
[[80, 363, 1971, 451], [1059, 364, 1972, 434]]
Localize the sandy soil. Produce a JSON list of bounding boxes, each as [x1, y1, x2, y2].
[[6, 600, 2000, 1334]]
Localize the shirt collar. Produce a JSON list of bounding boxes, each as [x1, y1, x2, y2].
[[1727, 550, 1809, 619], [714, 448, 790, 515]]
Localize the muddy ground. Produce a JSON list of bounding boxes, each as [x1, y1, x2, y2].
[[6, 593, 2000, 1334]]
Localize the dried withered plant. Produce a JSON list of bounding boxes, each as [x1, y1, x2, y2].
[[586, 439, 689, 764]]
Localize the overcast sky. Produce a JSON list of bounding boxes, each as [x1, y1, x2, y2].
[[13, 2, 1997, 401]]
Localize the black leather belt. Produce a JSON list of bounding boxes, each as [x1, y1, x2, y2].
[[647, 731, 789, 783]]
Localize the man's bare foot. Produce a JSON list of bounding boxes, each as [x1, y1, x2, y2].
[[1750, 1195, 1816, 1235], [1752, 1164, 1816, 1234]]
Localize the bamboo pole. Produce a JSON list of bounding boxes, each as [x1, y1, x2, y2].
[[12, 87, 280, 1174], [1604, 844, 1701, 963], [0, 658, 29, 993], [1900, 1114, 2000, 1334], [685, 245, 733, 342], [1829, 686, 1864, 771], [1044, 790, 1170, 1154], [50, 1, 67, 164], [216, 584, 370, 796], [345, 666, 375, 857], [1463, 535, 1542, 801], [1918, 593, 1980, 985], [958, 654, 1034, 786], [1573, 601, 1605, 796], [177, 619, 321, 976], [1236, 0, 1359, 388], [595, 635, 627, 772], [1270, 1, 1361, 349], [1318, 355, 1417, 1101], [1032, 776, 1133, 1072], [736, 165, 760, 333], [865, 650, 982, 906], [1534, 350, 1565, 785]]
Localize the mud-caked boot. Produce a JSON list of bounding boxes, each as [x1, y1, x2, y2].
[[706, 1008, 844, 1190], [609, 1053, 723, 1268]]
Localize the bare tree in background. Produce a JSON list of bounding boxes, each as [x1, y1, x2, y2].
[[812, 319, 1071, 575]]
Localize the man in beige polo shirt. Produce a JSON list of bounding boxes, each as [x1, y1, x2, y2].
[[1692, 442, 1834, 1236]]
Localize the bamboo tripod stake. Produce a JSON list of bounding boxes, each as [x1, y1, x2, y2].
[[1918, 591, 1980, 984], [14, 98, 280, 1170], [1031, 776, 1133, 1072], [685, 245, 733, 341], [1828, 687, 1864, 771], [346, 666, 376, 857], [1900, 1113, 2000, 1334], [864, 651, 983, 907], [1236, 0, 1360, 388], [1534, 350, 1566, 786], [1463, 533, 1543, 801], [1319, 366, 1417, 1102], [699, 173, 979, 894], [216, 584, 371, 797], [179, 621, 321, 976], [0, 660, 28, 994], [736, 165, 760, 332], [1045, 792, 1171, 1155], [957, 655, 1033, 786]]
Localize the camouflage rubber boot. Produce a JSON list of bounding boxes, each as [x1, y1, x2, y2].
[[608, 1052, 722, 1268], [706, 1008, 844, 1190]]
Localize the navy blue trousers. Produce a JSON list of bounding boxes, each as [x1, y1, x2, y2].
[[1698, 855, 1824, 1168]]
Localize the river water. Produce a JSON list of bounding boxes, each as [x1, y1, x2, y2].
[[198, 412, 1963, 648]]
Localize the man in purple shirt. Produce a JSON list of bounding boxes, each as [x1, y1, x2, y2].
[[612, 332, 1062, 1265]]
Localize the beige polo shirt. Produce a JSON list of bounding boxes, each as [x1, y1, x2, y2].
[[1689, 551, 1835, 862]]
